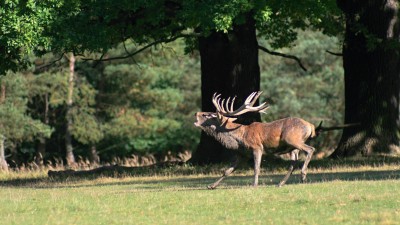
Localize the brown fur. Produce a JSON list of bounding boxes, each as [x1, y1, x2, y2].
[[194, 112, 316, 189]]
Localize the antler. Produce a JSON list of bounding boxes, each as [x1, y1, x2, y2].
[[212, 91, 269, 117]]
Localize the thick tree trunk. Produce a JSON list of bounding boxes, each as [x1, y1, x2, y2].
[[332, 0, 400, 157], [191, 14, 261, 164], [66, 53, 76, 166]]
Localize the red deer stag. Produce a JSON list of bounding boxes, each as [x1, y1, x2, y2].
[[194, 91, 316, 189]]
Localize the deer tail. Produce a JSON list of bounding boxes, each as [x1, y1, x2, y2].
[[315, 121, 323, 137], [309, 121, 323, 139]]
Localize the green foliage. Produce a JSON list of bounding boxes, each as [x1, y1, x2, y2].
[[0, 0, 57, 74], [97, 40, 200, 155], [256, 0, 343, 48], [34, 0, 342, 58], [0, 73, 52, 144], [1, 31, 344, 164], [260, 31, 344, 150]]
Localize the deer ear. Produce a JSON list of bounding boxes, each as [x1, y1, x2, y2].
[[229, 117, 237, 122]]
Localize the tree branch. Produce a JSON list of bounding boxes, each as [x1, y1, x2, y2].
[[258, 45, 307, 72], [35, 53, 65, 71], [82, 33, 199, 62], [326, 50, 343, 56]]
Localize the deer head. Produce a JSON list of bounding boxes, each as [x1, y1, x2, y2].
[[194, 91, 269, 131]]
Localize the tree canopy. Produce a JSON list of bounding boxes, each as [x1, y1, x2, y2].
[[2, 0, 342, 72]]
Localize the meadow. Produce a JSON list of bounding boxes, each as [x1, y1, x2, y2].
[[0, 159, 399, 225]]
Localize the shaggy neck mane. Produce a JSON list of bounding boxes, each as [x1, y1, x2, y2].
[[202, 122, 246, 150]]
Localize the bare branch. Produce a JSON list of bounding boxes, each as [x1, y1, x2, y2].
[[35, 53, 66, 71], [82, 33, 200, 62], [258, 45, 307, 72], [326, 50, 343, 56]]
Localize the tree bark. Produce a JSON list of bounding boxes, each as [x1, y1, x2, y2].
[[66, 53, 76, 166], [36, 93, 49, 166], [0, 84, 8, 171], [191, 14, 261, 164], [89, 145, 100, 165], [332, 0, 400, 157], [0, 135, 8, 171]]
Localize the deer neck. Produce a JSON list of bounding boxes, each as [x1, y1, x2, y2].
[[203, 119, 247, 150]]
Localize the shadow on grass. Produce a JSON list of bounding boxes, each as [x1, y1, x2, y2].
[[1, 167, 399, 191], [1, 156, 399, 189]]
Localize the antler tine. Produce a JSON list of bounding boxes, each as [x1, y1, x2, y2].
[[258, 104, 270, 114], [225, 97, 231, 113], [213, 92, 269, 117], [249, 91, 263, 106], [212, 93, 222, 112], [220, 98, 226, 113], [212, 93, 229, 113], [244, 92, 258, 105], [221, 91, 269, 116], [230, 96, 236, 112]]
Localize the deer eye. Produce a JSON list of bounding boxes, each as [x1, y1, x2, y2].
[[202, 114, 214, 119]]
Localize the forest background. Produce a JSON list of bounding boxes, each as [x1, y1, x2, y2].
[[9, 0, 399, 170], [0, 30, 343, 169]]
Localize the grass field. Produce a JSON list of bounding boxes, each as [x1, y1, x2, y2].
[[0, 159, 400, 225]]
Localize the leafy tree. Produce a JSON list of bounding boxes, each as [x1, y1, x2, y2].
[[0, 73, 52, 170], [0, 0, 55, 74], [2, 0, 344, 164], [1, 30, 347, 167], [92, 41, 200, 160], [331, 0, 400, 157], [26, 54, 102, 166], [26, 69, 66, 166]]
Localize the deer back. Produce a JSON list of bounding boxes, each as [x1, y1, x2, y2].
[[243, 117, 315, 151]]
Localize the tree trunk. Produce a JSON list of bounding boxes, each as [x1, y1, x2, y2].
[[332, 0, 400, 157], [36, 93, 49, 166], [66, 53, 76, 166], [89, 145, 100, 165], [36, 138, 46, 166], [191, 14, 261, 164], [0, 135, 8, 171], [0, 84, 8, 171]]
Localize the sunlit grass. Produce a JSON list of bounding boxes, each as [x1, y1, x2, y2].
[[0, 159, 399, 225]]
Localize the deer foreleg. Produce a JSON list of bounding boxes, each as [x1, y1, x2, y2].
[[253, 149, 263, 187], [207, 156, 241, 190], [278, 149, 299, 187]]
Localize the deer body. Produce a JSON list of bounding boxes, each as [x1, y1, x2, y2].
[[194, 92, 316, 189]]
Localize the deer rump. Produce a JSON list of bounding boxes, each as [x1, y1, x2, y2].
[[194, 92, 316, 189]]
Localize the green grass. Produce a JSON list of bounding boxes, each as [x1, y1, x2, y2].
[[1, 161, 400, 225]]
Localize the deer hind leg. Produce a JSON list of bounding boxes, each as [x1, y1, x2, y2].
[[278, 149, 299, 187], [207, 155, 242, 190], [299, 144, 315, 183]]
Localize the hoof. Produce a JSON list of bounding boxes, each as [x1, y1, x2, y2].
[[207, 185, 216, 190]]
